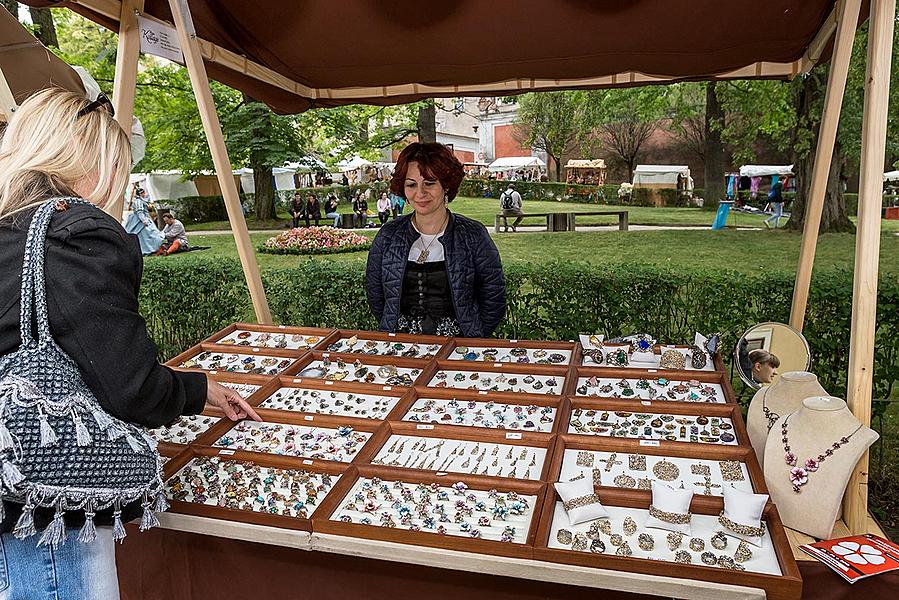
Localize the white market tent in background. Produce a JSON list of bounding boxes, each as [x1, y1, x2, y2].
[[237, 167, 298, 194], [336, 156, 372, 172], [739, 164, 795, 177], [632, 165, 694, 190], [129, 171, 198, 201], [487, 156, 546, 172], [883, 170, 899, 181]]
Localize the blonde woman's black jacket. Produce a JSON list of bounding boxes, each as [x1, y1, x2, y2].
[[0, 201, 206, 532]]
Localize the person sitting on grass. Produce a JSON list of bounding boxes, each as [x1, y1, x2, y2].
[[157, 212, 190, 255]]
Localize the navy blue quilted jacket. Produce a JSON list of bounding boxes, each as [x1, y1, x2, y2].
[[365, 211, 506, 337]]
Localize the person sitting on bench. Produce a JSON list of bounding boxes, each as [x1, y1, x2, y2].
[[499, 183, 523, 232], [157, 212, 190, 255]]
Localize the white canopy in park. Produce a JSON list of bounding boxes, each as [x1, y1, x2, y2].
[[565, 159, 607, 169], [739, 164, 795, 177], [632, 165, 693, 190], [336, 156, 373, 172], [883, 170, 899, 181], [237, 167, 298, 194], [487, 156, 546, 172], [129, 171, 198, 201]]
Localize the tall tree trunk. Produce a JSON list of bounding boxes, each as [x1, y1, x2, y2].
[[29, 7, 58, 47], [552, 154, 562, 182], [417, 102, 437, 143], [253, 161, 275, 221], [0, 1, 17, 19], [703, 82, 726, 202], [787, 139, 854, 233], [785, 73, 854, 233]]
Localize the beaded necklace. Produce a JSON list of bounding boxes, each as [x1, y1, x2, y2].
[[781, 415, 863, 493], [761, 387, 779, 432]]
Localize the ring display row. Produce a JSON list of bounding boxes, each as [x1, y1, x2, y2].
[[219, 382, 262, 399], [371, 434, 547, 480], [559, 449, 752, 496], [216, 329, 323, 350], [166, 455, 339, 518], [568, 409, 738, 445], [258, 386, 400, 419], [575, 377, 725, 404], [327, 336, 442, 359], [447, 345, 571, 365], [213, 421, 371, 463], [427, 369, 562, 395], [403, 397, 556, 433], [331, 477, 536, 544], [297, 358, 421, 386], [150, 414, 220, 445], [180, 351, 295, 376]]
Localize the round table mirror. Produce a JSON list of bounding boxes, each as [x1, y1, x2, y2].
[[734, 322, 811, 389]]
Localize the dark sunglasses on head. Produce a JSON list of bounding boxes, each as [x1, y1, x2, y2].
[[76, 93, 115, 119]]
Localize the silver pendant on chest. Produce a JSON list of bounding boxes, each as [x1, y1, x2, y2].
[[416, 250, 429, 264]]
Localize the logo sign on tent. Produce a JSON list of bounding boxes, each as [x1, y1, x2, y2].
[[138, 15, 184, 64]]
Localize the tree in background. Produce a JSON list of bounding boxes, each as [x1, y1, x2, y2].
[[513, 91, 582, 181]]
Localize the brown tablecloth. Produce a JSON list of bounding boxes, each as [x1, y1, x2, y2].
[[116, 527, 899, 600]]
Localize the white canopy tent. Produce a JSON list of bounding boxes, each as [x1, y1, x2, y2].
[[129, 171, 199, 201], [739, 164, 795, 177], [487, 156, 546, 172], [632, 165, 694, 190], [336, 156, 373, 172], [236, 167, 298, 194], [883, 170, 899, 181]]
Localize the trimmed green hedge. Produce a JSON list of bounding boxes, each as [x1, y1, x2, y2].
[[141, 259, 899, 412]]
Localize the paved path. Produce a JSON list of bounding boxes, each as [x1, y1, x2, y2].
[[191, 224, 762, 236]]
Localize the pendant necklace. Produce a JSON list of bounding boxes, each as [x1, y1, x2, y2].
[[413, 211, 449, 264], [761, 387, 779, 432], [781, 415, 863, 493]]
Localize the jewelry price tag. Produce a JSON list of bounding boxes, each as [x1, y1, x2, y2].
[[639, 440, 661, 447], [303, 415, 314, 421], [302, 459, 313, 465], [218, 449, 235, 455], [325, 381, 334, 385], [641, 400, 652, 406], [293, 378, 303, 384], [278, 325, 286, 329], [388, 333, 397, 337], [416, 424, 435, 430], [209, 370, 218, 375], [648, 369, 658, 373], [494, 363, 503, 368], [479, 390, 488, 395], [505, 432, 523, 440], [509, 339, 518, 343], [382, 386, 392, 391], [252, 348, 260, 353]]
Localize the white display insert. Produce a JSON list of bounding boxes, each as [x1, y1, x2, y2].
[[298, 357, 421, 386], [326, 337, 442, 359], [567, 409, 739, 445], [180, 350, 294, 376], [428, 369, 562, 395], [212, 421, 370, 462], [403, 397, 556, 433], [575, 376, 726, 404], [259, 386, 400, 419], [220, 382, 261, 399], [217, 329, 323, 350], [447, 345, 571, 365], [149, 413, 220, 445]]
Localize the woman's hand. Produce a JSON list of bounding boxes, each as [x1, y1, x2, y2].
[[205, 376, 263, 422]]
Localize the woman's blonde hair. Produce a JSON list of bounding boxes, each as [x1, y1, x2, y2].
[[0, 87, 131, 221]]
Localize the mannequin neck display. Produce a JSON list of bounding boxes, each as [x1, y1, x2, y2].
[[747, 371, 827, 467], [763, 396, 878, 539]]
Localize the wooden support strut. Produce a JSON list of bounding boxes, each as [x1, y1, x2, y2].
[[789, 0, 862, 331], [166, 0, 272, 324], [0, 63, 18, 122], [107, 0, 143, 221], [843, 0, 895, 535]]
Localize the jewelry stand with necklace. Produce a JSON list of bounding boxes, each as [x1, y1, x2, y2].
[[746, 371, 826, 468], [762, 396, 878, 539]]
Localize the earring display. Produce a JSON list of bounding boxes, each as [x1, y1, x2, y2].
[[216, 329, 323, 350], [327, 336, 443, 359], [180, 351, 295, 376], [427, 369, 562, 395], [212, 421, 371, 462], [547, 503, 781, 575], [258, 387, 400, 419], [448, 345, 572, 365], [219, 382, 262, 399], [567, 409, 738, 445], [559, 450, 753, 496], [303, 357, 421, 386], [149, 414, 220, 445], [402, 397, 556, 433], [167, 455, 339, 518], [371, 435, 546, 480], [574, 376, 725, 404], [331, 476, 536, 544]]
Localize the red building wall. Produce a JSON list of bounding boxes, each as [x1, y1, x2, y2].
[[494, 124, 531, 158]]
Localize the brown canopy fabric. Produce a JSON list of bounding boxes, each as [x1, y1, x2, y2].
[[0, 7, 84, 110], [25, 1, 847, 114]]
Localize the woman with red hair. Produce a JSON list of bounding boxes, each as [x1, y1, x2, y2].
[[365, 142, 505, 337]]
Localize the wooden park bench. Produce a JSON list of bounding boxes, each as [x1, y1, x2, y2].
[[494, 210, 629, 233]]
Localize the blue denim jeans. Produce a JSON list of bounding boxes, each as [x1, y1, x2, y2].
[[0, 528, 119, 600]]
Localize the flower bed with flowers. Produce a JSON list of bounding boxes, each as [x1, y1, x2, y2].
[[258, 226, 372, 255]]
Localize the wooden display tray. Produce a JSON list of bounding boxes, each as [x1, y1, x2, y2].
[[163, 446, 349, 532], [533, 487, 802, 600], [204, 322, 334, 350], [427, 360, 574, 396], [192, 411, 387, 468], [439, 336, 578, 366], [548, 435, 768, 495], [315, 329, 450, 357], [575, 342, 727, 374], [245, 375, 412, 426], [353, 420, 557, 483], [165, 342, 308, 376], [283, 351, 433, 387], [573, 366, 737, 405], [313, 464, 546, 560], [558, 397, 750, 448], [395, 386, 566, 434]]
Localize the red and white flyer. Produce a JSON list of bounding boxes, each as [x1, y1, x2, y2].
[[800, 534, 899, 583]]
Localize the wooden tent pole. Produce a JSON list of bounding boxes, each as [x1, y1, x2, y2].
[[0, 63, 17, 122], [789, 0, 862, 331], [167, 0, 272, 324], [107, 0, 143, 221], [843, 0, 895, 535]]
